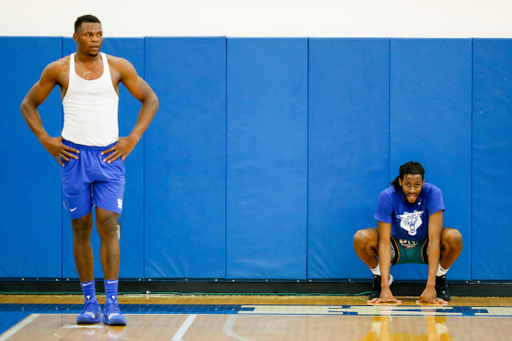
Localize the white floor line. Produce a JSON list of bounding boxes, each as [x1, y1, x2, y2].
[[171, 314, 197, 341], [0, 314, 40, 341], [222, 315, 255, 341]]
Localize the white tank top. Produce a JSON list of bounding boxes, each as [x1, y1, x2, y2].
[[62, 53, 119, 146]]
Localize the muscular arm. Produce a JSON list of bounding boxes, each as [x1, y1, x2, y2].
[[378, 221, 392, 289], [418, 210, 445, 304], [20, 62, 79, 166], [369, 221, 401, 304], [102, 58, 159, 162]]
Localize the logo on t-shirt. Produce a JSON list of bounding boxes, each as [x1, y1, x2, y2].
[[397, 210, 424, 236]]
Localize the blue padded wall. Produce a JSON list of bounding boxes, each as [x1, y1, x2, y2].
[[390, 39, 472, 280], [0, 37, 62, 278], [144, 38, 226, 279], [4, 36, 512, 283], [473, 39, 512, 280], [61, 38, 145, 279], [226, 38, 308, 279], [308, 38, 390, 279]]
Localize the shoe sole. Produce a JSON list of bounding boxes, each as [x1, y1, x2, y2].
[[77, 316, 101, 324], [102, 316, 127, 326], [437, 291, 451, 301]]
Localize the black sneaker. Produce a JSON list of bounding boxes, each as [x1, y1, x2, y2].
[[369, 274, 394, 300], [435, 275, 451, 301]]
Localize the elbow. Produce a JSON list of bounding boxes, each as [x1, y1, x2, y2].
[[20, 98, 30, 117], [152, 94, 159, 111], [378, 240, 391, 251], [379, 238, 391, 247], [143, 93, 159, 113], [429, 236, 441, 246]]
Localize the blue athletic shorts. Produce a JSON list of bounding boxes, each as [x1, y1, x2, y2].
[[61, 139, 125, 219]]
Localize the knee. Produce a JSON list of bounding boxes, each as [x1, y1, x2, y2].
[[96, 217, 119, 240], [353, 229, 373, 248], [72, 217, 93, 240], [443, 229, 463, 250], [98, 223, 118, 240]]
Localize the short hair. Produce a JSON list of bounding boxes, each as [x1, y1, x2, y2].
[[74, 15, 101, 33], [390, 161, 425, 191]]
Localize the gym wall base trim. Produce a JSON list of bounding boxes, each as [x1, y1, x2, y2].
[[0, 280, 511, 297]]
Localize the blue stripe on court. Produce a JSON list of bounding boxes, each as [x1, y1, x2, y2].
[[3, 303, 512, 335], [1, 303, 511, 318], [0, 303, 250, 315]]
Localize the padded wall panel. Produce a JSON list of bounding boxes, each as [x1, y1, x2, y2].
[[144, 38, 226, 279], [227, 38, 308, 279], [473, 39, 512, 280], [0, 37, 62, 278], [61, 38, 145, 279], [308, 38, 390, 279], [390, 39, 472, 280]]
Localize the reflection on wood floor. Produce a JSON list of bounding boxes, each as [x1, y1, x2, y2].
[[1, 295, 512, 340]]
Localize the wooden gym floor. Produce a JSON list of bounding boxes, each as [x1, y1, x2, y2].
[[1, 294, 512, 340]]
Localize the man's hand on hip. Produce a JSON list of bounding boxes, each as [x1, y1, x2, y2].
[[41, 136, 79, 167], [101, 136, 139, 163]]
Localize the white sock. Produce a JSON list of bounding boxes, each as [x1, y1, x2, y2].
[[436, 264, 449, 277], [370, 264, 381, 276]]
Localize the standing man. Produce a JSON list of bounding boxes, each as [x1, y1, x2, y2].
[[20, 15, 158, 325], [353, 161, 463, 304]]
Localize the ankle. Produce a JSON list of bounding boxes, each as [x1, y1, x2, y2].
[[80, 281, 96, 301], [370, 264, 381, 276], [436, 264, 449, 277], [104, 279, 119, 302]]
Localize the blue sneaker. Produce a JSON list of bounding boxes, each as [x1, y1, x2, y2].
[[76, 297, 102, 324], [102, 295, 127, 326]]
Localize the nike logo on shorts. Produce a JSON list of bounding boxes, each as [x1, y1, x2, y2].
[[71, 207, 77, 212]]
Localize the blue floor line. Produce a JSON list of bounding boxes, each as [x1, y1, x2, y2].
[[2, 303, 511, 336], [0, 303, 507, 316]]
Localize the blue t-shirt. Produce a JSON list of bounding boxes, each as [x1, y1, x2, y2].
[[374, 183, 445, 243]]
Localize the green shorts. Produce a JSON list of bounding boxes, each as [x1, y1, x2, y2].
[[390, 236, 429, 266]]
